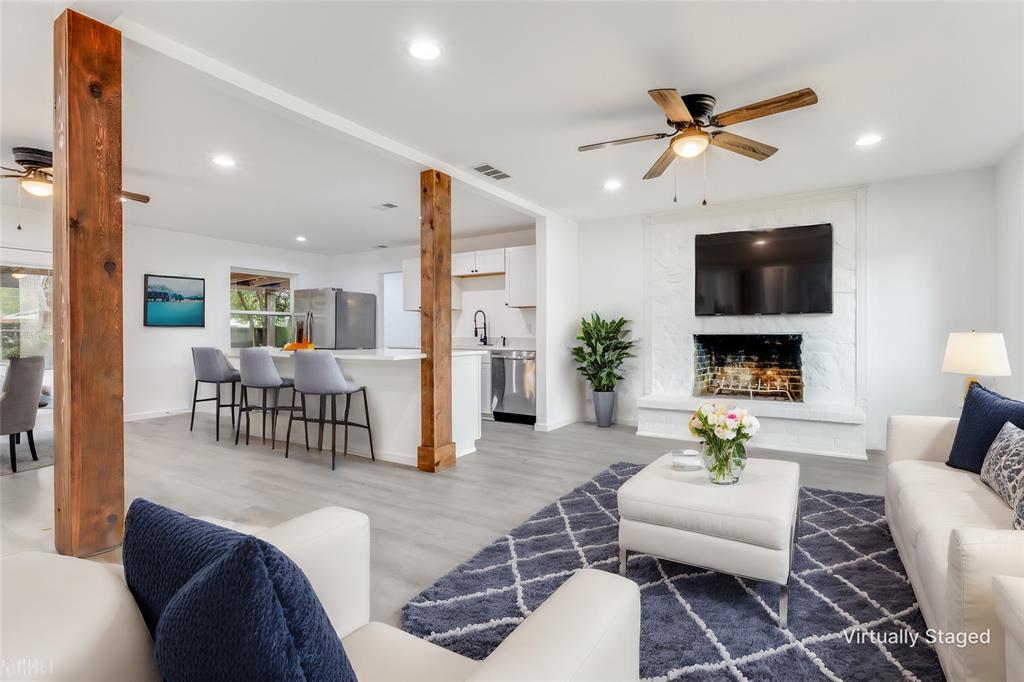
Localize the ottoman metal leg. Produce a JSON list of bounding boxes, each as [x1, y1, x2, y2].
[[779, 583, 789, 629], [619, 548, 627, 576]]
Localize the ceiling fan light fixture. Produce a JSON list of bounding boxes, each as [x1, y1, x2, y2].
[[671, 129, 710, 158], [18, 170, 53, 197]]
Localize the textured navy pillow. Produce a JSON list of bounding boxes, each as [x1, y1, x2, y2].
[[155, 536, 357, 682], [947, 384, 1024, 473], [123, 498, 248, 634]]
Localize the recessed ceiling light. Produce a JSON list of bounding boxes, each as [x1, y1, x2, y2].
[[212, 155, 236, 167], [855, 133, 882, 147], [603, 178, 622, 191], [295, 236, 307, 242], [408, 41, 441, 61]]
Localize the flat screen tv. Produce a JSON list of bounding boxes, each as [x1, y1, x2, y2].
[[695, 223, 833, 316]]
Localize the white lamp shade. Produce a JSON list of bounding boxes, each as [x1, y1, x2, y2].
[[942, 332, 1012, 376]]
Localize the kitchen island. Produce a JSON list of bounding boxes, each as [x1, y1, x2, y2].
[[224, 348, 485, 467]]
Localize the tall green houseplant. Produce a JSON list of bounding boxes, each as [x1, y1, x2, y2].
[[571, 313, 635, 426]]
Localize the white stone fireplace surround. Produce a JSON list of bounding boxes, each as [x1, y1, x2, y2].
[[636, 189, 868, 459]]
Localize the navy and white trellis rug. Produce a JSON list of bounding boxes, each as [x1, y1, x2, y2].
[[401, 462, 944, 681]]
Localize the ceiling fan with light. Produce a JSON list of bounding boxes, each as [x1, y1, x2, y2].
[[2, 147, 151, 203], [579, 87, 818, 179]]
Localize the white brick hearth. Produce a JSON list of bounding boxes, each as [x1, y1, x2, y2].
[[637, 189, 868, 458]]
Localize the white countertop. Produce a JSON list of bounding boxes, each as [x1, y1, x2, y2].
[[225, 347, 488, 362]]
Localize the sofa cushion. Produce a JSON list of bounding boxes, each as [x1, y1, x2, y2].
[[947, 383, 1024, 473], [342, 622, 478, 682], [155, 536, 356, 682], [979, 421, 1024, 529], [899, 485, 1013, 550], [123, 498, 250, 634], [886, 460, 985, 520]]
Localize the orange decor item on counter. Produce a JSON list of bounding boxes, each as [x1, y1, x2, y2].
[[283, 341, 315, 351]]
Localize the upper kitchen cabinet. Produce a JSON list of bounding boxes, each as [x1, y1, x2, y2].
[[452, 248, 506, 276], [504, 245, 536, 308], [402, 258, 463, 311]]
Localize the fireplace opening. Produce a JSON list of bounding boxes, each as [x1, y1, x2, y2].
[[693, 334, 803, 402]]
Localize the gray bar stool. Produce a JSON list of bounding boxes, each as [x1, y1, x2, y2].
[[285, 350, 375, 469], [190, 347, 241, 441], [235, 347, 298, 449]]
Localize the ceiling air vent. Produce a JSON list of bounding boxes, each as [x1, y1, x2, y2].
[[472, 163, 511, 180], [373, 202, 399, 210]]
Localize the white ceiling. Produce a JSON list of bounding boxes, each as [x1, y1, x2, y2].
[[1, 2, 532, 253], [4, 1, 1023, 243]]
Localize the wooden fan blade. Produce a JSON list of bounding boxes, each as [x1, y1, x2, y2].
[[121, 190, 151, 204], [710, 131, 778, 161], [643, 145, 677, 180], [1, 166, 22, 173], [578, 132, 670, 152], [648, 89, 693, 124], [712, 88, 818, 127], [2, 174, 26, 179]]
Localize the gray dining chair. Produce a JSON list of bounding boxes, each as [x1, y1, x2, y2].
[[0, 356, 45, 473], [285, 350, 375, 469], [235, 347, 299, 449], [190, 347, 241, 441]]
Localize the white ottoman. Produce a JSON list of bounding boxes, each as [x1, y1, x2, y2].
[[617, 455, 800, 627]]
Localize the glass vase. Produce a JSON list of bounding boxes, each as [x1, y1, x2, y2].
[[701, 440, 747, 485]]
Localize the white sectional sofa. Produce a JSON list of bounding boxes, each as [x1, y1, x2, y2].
[[0, 507, 641, 682], [885, 416, 1024, 682]]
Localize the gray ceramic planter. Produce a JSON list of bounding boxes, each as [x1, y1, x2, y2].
[[592, 390, 615, 427]]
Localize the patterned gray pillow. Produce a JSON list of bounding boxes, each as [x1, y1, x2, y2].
[[979, 421, 1024, 529]]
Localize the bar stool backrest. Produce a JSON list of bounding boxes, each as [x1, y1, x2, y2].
[[239, 347, 284, 389], [293, 350, 350, 395], [191, 347, 236, 383]]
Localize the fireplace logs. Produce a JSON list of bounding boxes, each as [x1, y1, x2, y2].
[[693, 334, 803, 402]]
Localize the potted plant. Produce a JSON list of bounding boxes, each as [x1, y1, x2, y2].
[[688, 402, 760, 484], [570, 313, 635, 427]]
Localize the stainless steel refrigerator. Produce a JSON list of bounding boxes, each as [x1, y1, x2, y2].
[[293, 288, 376, 350]]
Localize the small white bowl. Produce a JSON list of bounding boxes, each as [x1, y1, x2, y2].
[[670, 449, 703, 471]]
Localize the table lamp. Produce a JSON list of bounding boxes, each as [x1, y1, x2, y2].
[[942, 330, 1012, 396]]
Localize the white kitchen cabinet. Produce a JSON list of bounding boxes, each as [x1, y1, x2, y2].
[[474, 248, 506, 275], [401, 258, 463, 311], [451, 248, 506, 276], [504, 245, 536, 308], [451, 252, 476, 277]]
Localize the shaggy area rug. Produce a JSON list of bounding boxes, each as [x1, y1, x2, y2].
[[402, 462, 944, 681]]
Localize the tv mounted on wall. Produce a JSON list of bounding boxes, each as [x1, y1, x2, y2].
[[695, 223, 833, 316]]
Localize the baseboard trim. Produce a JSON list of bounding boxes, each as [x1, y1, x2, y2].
[[534, 417, 578, 432], [635, 429, 868, 461], [124, 407, 192, 422]]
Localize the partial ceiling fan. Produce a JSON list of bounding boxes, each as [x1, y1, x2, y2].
[[579, 87, 818, 180], [2, 147, 150, 203]]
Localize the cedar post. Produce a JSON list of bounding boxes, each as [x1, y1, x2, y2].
[[417, 170, 456, 472], [52, 10, 125, 556]]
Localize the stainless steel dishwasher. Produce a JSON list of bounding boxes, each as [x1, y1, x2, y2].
[[490, 350, 536, 425]]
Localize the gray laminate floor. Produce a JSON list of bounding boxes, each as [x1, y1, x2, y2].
[[0, 413, 885, 625]]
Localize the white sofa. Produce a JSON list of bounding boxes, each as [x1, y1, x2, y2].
[[885, 416, 1024, 682], [994, 575, 1024, 681], [0, 507, 641, 682]]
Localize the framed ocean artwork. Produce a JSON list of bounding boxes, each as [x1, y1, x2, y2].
[[144, 274, 206, 327]]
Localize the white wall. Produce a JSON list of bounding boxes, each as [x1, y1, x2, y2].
[[577, 167, 998, 449], [536, 214, 582, 431], [123, 225, 333, 419], [0, 204, 52, 268], [994, 137, 1024, 399]]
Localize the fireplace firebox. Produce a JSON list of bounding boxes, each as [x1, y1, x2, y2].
[[693, 334, 803, 402]]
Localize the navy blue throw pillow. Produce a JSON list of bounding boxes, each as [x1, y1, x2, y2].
[[947, 383, 1024, 473], [155, 536, 357, 682], [123, 498, 248, 634], [122, 499, 356, 682]]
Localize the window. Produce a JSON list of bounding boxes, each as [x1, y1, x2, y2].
[[229, 271, 295, 348], [1, 265, 53, 368]]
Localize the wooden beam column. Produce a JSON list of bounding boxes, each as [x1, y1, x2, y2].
[[52, 10, 125, 556], [417, 169, 456, 472]]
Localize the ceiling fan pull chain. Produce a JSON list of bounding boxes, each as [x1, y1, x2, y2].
[[16, 182, 23, 230], [673, 160, 678, 204], [702, 150, 709, 207]]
